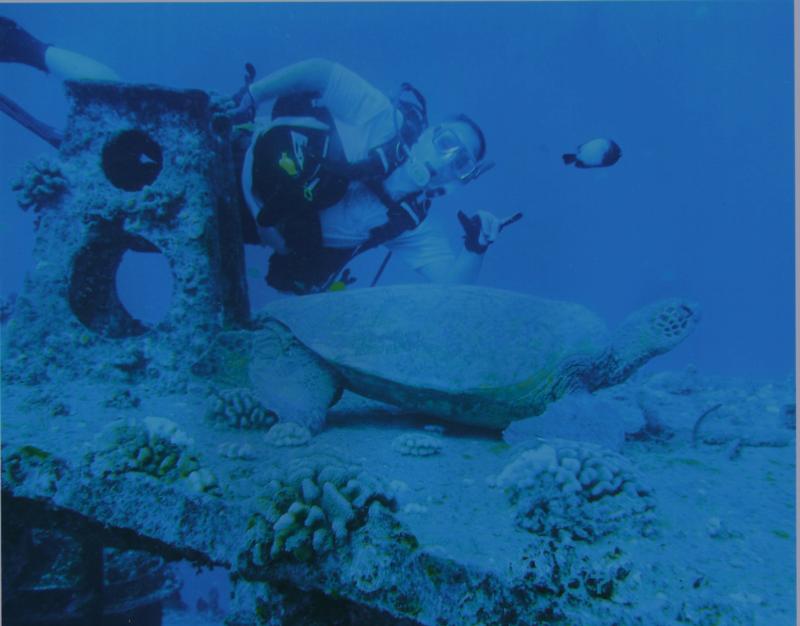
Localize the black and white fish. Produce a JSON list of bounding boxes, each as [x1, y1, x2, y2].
[[562, 138, 622, 168]]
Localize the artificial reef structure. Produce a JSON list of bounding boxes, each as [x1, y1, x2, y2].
[[4, 80, 249, 392], [2, 80, 252, 626]]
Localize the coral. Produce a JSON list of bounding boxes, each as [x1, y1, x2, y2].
[[496, 439, 655, 542], [2, 445, 65, 495], [89, 416, 219, 494], [12, 158, 68, 214], [0, 293, 17, 324], [104, 388, 142, 409], [242, 450, 396, 566], [187, 468, 219, 493], [133, 186, 186, 224], [264, 423, 311, 447], [218, 441, 256, 460], [391, 433, 443, 457], [693, 397, 794, 449], [206, 389, 277, 431]]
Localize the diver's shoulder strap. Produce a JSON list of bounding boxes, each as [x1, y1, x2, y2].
[[296, 81, 428, 183]]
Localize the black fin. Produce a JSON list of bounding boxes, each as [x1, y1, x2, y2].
[[562, 153, 576, 165], [0, 17, 49, 73], [602, 141, 622, 166]]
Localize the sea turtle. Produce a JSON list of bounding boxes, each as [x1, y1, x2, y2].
[[194, 285, 700, 431]]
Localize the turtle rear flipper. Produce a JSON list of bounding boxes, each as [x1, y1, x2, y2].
[[590, 298, 701, 388]]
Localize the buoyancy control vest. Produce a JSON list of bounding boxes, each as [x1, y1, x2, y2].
[[248, 85, 433, 294]]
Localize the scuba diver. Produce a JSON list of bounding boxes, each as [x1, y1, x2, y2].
[[231, 58, 508, 294], [1, 17, 516, 294]]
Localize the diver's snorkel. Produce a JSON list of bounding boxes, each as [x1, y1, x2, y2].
[[461, 159, 496, 184], [392, 85, 433, 188]]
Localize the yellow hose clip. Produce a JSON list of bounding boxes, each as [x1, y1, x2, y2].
[[278, 152, 298, 177]]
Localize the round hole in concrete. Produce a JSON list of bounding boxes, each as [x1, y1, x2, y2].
[[102, 129, 163, 191], [69, 220, 172, 338], [116, 250, 173, 327]]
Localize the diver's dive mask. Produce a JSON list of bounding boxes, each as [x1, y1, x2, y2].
[[432, 127, 478, 182], [401, 120, 495, 190], [424, 126, 495, 187], [401, 126, 478, 189]]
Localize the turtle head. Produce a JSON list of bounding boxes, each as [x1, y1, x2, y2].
[[593, 298, 701, 388], [630, 298, 701, 351]]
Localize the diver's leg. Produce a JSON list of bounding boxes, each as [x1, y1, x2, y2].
[[0, 17, 118, 81], [45, 46, 119, 81]]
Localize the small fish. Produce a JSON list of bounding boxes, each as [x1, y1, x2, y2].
[[562, 138, 622, 168], [138, 152, 160, 166]]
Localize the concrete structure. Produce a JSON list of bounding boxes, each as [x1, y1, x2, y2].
[[3, 81, 249, 391]]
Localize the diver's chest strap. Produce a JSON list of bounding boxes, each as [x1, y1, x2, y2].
[[266, 182, 431, 294], [361, 180, 430, 251], [313, 182, 430, 290]]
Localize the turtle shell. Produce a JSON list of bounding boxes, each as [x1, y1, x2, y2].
[[262, 285, 610, 429]]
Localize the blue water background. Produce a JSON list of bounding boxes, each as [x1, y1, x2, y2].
[[0, 2, 794, 379]]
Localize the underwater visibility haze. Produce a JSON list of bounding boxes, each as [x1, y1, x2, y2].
[[0, 3, 794, 626]]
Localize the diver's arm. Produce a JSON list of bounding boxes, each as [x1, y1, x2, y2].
[[248, 58, 336, 106], [390, 210, 499, 284], [417, 209, 502, 283]]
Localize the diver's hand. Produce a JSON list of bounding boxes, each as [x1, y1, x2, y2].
[[209, 89, 255, 134], [230, 86, 256, 124], [210, 62, 257, 119], [458, 210, 501, 254]]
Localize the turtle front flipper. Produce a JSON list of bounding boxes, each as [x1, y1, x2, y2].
[[587, 298, 701, 389], [192, 321, 342, 433]]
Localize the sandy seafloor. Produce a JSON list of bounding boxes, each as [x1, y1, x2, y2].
[[4, 364, 793, 625]]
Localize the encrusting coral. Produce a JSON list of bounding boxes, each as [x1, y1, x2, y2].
[[264, 422, 312, 447], [89, 416, 219, 495], [391, 433, 443, 457], [242, 449, 396, 566], [206, 388, 277, 431], [495, 439, 655, 542], [217, 441, 256, 460]]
